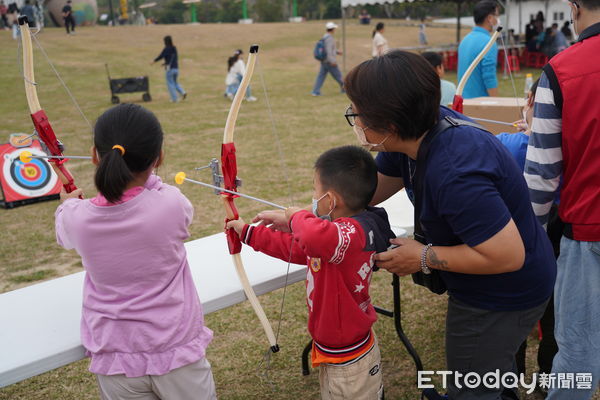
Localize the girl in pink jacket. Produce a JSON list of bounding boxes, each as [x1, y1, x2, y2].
[[56, 103, 216, 400]]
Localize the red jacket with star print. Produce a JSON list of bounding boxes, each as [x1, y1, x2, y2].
[[239, 207, 395, 365]]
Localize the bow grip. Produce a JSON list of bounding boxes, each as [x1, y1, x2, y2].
[[452, 95, 464, 114], [225, 221, 243, 254]]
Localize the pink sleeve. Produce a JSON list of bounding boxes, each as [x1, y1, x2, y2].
[[54, 199, 79, 249]]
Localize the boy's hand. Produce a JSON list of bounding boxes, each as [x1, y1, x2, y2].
[[513, 118, 528, 132], [251, 207, 303, 232], [374, 237, 422, 276], [225, 218, 246, 236], [59, 187, 83, 203]]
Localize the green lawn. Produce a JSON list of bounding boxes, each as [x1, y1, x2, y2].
[[0, 20, 555, 399]]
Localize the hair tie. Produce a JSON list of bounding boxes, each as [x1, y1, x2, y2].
[[112, 145, 125, 156]]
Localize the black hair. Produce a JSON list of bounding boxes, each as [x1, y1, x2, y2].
[[344, 50, 440, 141], [227, 49, 242, 71], [163, 35, 173, 47], [94, 104, 163, 203], [372, 22, 384, 37], [421, 51, 443, 68], [473, 0, 498, 25], [314, 146, 377, 211]]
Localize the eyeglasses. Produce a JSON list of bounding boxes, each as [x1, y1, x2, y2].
[[344, 105, 360, 127]]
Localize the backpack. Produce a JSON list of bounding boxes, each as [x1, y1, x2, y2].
[[313, 38, 327, 61]]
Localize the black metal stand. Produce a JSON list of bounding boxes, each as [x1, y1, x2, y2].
[[301, 273, 423, 377]]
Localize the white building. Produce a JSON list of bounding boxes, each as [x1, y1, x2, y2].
[[503, 0, 571, 35]]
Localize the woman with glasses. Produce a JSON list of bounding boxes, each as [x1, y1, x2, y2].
[[343, 50, 556, 400]]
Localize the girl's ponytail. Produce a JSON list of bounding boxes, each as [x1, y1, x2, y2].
[[93, 103, 163, 203], [94, 146, 133, 203], [373, 22, 384, 37]]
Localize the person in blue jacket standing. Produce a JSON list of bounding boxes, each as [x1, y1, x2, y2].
[[152, 36, 187, 103], [457, 0, 499, 99]]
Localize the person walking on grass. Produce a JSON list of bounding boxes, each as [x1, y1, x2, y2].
[[152, 35, 187, 103], [224, 49, 257, 102], [419, 17, 428, 45], [372, 22, 389, 57], [56, 104, 216, 400], [62, 0, 75, 34], [311, 21, 344, 96], [227, 146, 391, 400]]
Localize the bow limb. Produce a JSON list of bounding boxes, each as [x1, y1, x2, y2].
[[221, 45, 280, 353], [19, 16, 78, 194], [452, 27, 502, 113]]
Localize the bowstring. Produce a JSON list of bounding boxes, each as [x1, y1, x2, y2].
[[30, 29, 94, 133], [499, 29, 522, 119], [255, 55, 298, 390]]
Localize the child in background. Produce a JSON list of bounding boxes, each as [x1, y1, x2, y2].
[[56, 104, 216, 400], [225, 49, 257, 101], [495, 79, 539, 170], [419, 18, 428, 45], [372, 22, 389, 57], [227, 146, 393, 400], [421, 51, 456, 107]]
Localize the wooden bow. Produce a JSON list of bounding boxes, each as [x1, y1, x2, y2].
[[19, 16, 78, 194], [452, 27, 502, 113], [221, 44, 280, 353]]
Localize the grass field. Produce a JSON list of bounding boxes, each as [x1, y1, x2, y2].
[[0, 20, 565, 399]]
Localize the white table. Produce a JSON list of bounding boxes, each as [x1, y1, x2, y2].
[[0, 190, 414, 387]]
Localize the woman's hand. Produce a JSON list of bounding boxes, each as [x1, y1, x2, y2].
[[375, 237, 423, 276], [59, 187, 83, 203], [225, 218, 246, 236]]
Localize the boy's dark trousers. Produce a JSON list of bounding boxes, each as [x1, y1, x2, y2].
[[64, 15, 75, 33]]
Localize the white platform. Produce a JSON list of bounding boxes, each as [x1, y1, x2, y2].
[[0, 190, 413, 387]]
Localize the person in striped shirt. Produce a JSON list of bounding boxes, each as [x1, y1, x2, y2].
[[524, 0, 600, 397]]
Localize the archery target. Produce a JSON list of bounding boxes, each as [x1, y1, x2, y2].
[[1, 144, 59, 200]]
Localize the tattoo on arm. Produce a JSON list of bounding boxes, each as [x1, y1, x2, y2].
[[428, 248, 449, 270]]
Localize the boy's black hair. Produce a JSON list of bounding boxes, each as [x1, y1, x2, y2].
[[163, 35, 173, 48], [314, 146, 377, 211], [473, 0, 498, 25], [94, 103, 163, 203], [421, 51, 443, 69]]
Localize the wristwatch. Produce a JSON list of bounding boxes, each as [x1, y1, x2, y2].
[[420, 243, 433, 274]]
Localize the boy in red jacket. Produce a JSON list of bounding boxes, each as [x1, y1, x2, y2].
[[227, 146, 395, 400]]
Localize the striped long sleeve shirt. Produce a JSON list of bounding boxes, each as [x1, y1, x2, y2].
[[524, 72, 563, 228]]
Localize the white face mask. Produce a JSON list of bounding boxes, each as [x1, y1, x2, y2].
[[311, 192, 335, 221], [353, 124, 389, 151]]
